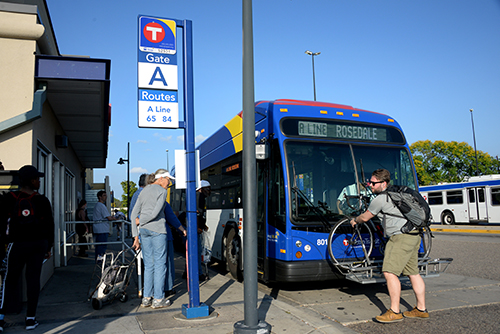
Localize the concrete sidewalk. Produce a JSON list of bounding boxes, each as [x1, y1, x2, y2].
[[2, 237, 355, 334]]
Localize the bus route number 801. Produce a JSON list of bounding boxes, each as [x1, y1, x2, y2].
[[317, 238, 328, 246]]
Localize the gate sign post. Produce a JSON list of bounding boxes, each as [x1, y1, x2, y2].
[[138, 16, 179, 128], [137, 16, 209, 319]]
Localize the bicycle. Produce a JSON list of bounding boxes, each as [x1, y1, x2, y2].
[[328, 217, 432, 271], [327, 192, 433, 272]]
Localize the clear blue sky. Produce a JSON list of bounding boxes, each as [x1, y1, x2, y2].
[[46, 0, 500, 199]]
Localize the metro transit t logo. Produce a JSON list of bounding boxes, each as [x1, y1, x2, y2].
[[139, 16, 176, 54], [144, 22, 165, 43]]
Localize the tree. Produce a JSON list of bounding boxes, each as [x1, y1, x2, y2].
[[410, 140, 500, 186], [120, 180, 138, 209]]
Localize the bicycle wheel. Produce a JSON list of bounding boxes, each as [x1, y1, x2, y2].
[[418, 226, 432, 259], [328, 218, 373, 270]]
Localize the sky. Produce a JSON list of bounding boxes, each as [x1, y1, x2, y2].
[[46, 0, 500, 199]]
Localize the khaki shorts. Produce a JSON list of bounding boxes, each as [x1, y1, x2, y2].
[[382, 233, 421, 276]]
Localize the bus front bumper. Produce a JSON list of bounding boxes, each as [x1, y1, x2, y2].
[[266, 258, 344, 283]]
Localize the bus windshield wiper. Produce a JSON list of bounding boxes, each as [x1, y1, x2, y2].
[[291, 186, 332, 228]]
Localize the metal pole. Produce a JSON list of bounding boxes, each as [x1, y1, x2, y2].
[[305, 51, 320, 101], [311, 55, 316, 101], [166, 149, 170, 172], [470, 109, 479, 176], [234, 0, 271, 333], [182, 19, 204, 312], [127, 142, 130, 221]]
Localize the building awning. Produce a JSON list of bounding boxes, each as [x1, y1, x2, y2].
[[35, 55, 111, 168]]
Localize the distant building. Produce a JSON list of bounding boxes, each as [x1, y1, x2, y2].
[[0, 0, 112, 283]]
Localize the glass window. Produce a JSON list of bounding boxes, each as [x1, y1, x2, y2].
[[446, 190, 463, 204], [491, 187, 500, 206], [269, 139, 286, 233], [65, 170, 74, 221], [284, 141, 416, 225], [478, 188, 485, 203], [428, 192, 443, 205], [37, 148, 48, 196], [468, 189, 475, 203]]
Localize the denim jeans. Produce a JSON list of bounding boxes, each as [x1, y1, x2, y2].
[[94, 233, 108, 259], [165, 240, 174, 292], [140, 228, 167, 300]]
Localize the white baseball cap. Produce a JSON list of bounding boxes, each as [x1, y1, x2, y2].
[[155, 171, 175, 180], [196, 180, 211, 191]]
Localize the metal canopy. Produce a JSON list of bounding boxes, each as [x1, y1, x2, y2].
[[35, 55, 111, 168]]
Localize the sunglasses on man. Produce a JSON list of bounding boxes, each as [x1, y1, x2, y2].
[[366, 180, 384, 185]]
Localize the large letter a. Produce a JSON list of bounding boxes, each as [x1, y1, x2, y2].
[[149, 67, 168, 86]]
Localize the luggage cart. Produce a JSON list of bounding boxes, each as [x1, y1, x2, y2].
[[89, 248, 140, 310]]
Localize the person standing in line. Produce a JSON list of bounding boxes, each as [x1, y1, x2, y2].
[[182, 180, 211, 281], [113, 209, 126, 240], [131, 169, 174, 309], [75, 199, 90, 257], [92, 191, 116, 261], [0, 165, 54, 331], [130, 174, 147, 215], [164, 198, 186, 298], [350, 169, 428, 323]]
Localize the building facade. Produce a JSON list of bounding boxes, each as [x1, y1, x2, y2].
[[0, 0, 112, 284]]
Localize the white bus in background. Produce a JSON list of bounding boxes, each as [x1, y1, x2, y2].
[[419, 174, 500, 225]]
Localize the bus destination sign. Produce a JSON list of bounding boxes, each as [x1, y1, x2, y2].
[[297, 121, 387, 142]]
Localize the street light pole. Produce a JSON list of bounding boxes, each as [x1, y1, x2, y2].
[[117, 142, 130, 220], [470, 109, 479, 176], [166, 149, 169, 172], [305, 50, 320, 101]]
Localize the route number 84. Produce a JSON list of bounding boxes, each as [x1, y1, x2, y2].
[[147, 116, 172, 122]]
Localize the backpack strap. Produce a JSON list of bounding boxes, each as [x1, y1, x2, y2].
[[379, 191, 406, 220]]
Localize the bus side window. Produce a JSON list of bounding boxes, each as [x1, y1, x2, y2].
[[446, 190, 463, 204], [491, 187, 500, 206], [468, 189, 475, 203], [478, 188, 485, 203], [428, 192, 443, 205]]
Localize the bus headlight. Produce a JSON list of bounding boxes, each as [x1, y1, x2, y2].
[[295, 240, 302, 248], [295, 251, 302, 259]]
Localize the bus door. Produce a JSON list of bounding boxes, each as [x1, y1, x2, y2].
[[256, 159, 268, 277], [467, 187, 488, 222]]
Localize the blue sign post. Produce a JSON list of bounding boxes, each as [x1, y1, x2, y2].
[[138, 16, 208, 319]]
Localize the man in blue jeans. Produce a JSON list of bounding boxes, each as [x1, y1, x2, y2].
[[92, 191, 116, 261]]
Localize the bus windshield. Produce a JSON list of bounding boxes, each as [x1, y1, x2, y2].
[[285, 141, 416, 225]]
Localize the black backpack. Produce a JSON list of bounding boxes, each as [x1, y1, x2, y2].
[[382, 185, 432, 233], [7, 191, 40, 237]]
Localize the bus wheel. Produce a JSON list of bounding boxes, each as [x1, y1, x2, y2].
[[225, 228, 242, 281], [441, 211, 455, 225]]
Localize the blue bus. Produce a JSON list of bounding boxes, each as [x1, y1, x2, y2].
[[171, 99, 418, 282]]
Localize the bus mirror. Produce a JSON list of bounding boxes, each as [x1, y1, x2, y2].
[[256, 143, 268, 160]]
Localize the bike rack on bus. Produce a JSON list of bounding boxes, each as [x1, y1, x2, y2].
[[341, 257, 454, 284]]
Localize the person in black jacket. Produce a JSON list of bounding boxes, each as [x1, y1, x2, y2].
[[0, 165, 54, 331]]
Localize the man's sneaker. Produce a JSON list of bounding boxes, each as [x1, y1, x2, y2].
[[151, 298, 171, 309], [140, 297, 153, 308], [26, 318, 39, 330], [375, 309, 404, 323], [403, 306, 429, 319], [0, 319, 5, 332]]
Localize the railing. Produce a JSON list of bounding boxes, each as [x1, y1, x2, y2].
[[63, 220, 143, 296]]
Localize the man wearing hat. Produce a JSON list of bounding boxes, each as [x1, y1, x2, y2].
[[0, 165, 54, 331], [196, 180, 211, 280]]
